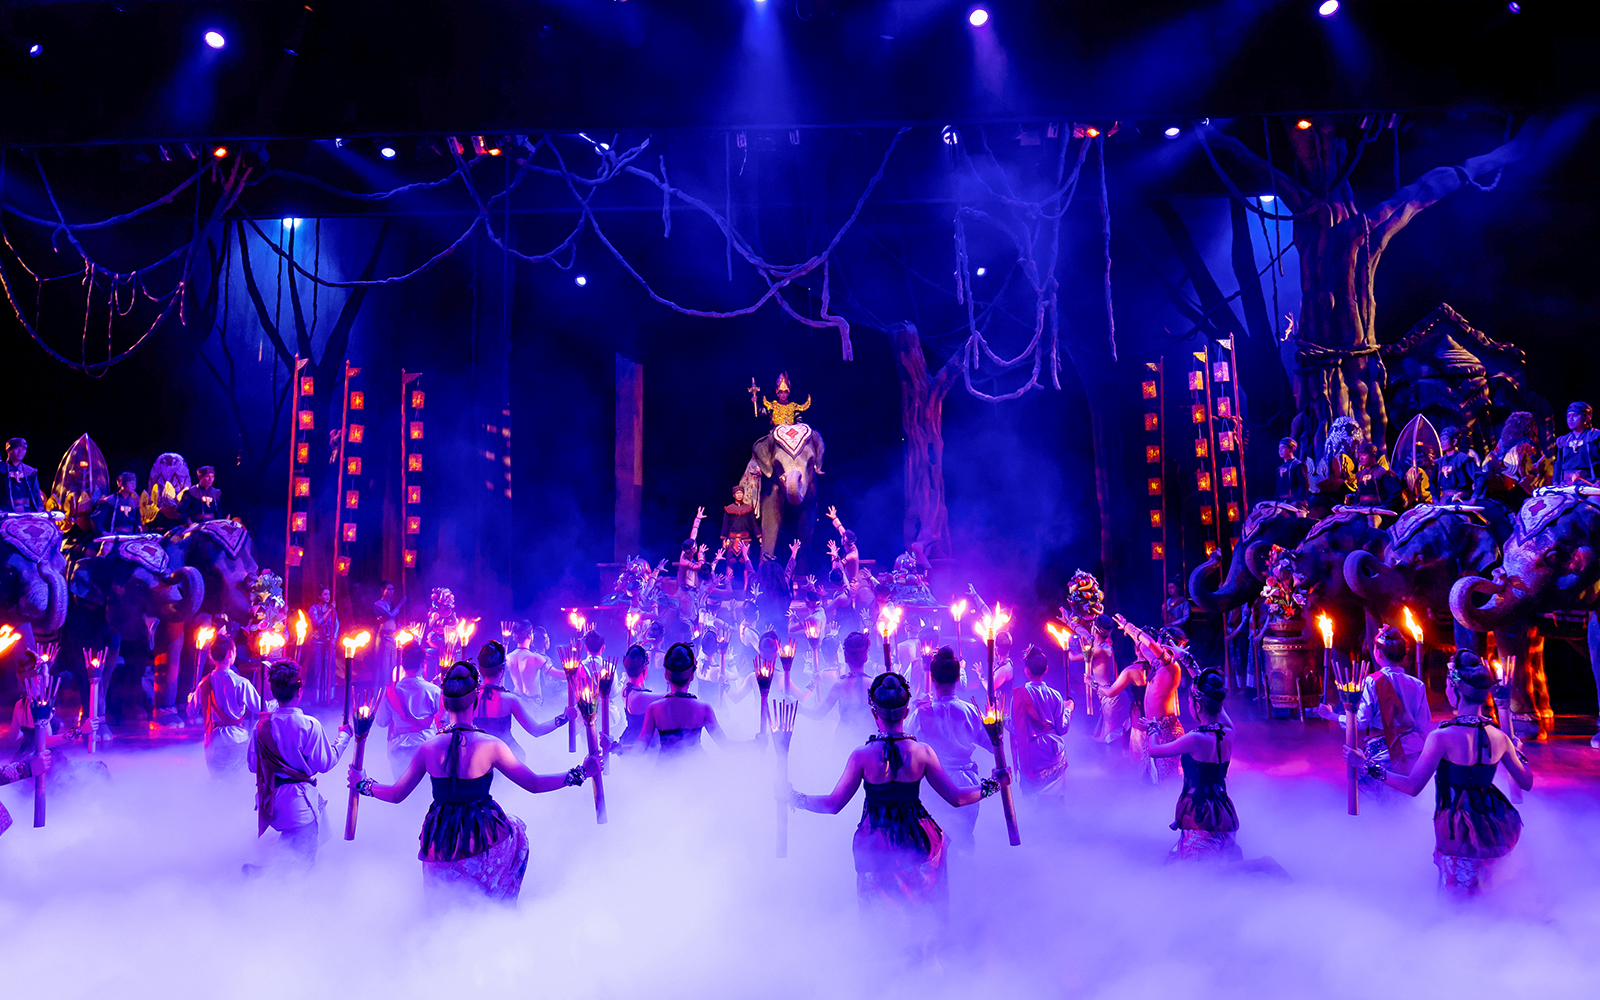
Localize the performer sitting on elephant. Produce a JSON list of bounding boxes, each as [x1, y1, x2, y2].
[[178, 466, 225, 524], [1309, 417, 1361, 517], [1275, 438, 1310, 505], [1473, 411, 1546, 506], [93, 472, 145, 536], [1434, 426, 1480, 502], [1553, 400, 1600, 487], [3, 438, 44, 514], [1351, 443, 1403, 510], [754, 372, 811, 427]]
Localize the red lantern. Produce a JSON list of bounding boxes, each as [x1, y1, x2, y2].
[[349, 391, 365, 410], [411, 390, 425, 410], [345, 490, 360, 509], [407, 485, 421, 504], [406, 516, 420, 535], [343, 523, 357, 542], [407, 454, 423, 472]]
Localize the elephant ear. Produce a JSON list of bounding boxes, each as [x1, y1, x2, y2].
[[812, 432, 825, 476], [69, 555, 110, 607], [752, 435, 775, 478]]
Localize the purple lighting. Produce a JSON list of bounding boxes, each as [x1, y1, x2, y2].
[[968, 8, 990, 28], [1317, 0, 1339, 17]]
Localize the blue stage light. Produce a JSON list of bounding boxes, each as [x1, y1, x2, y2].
[[1260, 195, 1276, 203], [204, 30, 226, 49], [379, 146, 397, 160], [28, 43, 42, 58], [969, 8, 989, 28], [1507, 1, 1520, 11], [976, 267, 987, 277], [575, 276, 588, 287], [1317, 0, 1339, 17], [1164, 126, 1181, 138]]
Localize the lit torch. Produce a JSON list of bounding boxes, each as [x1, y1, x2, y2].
[[804, 621, 822, 692], [779, 640, 796, 697], [562, 649, 580, 753], [195, 625, 216, 653], [340, 630, 372, 725], [982, 706, 1021, 847], [877, 605, 903, 674], [626, 611, 641, 642], [1047, 621, 1087, 716], [344, 703, 377, 840], [0, 625, 21, 655], [1402, 606, 1424, 678], [576, 686, 607, 824], [951, 598, 969, 672], [294, 610, 308, 657], [568, 609, 587, 639]]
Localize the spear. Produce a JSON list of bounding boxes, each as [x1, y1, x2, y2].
[[774, 699, 797, 858]]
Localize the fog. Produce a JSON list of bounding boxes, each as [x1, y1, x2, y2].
[[3, 704, 1598, 999]]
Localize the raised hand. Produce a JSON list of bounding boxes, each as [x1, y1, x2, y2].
[[696, 506, 706, 520], [826, 505, 839, 521], [790, 539, 802, 557]]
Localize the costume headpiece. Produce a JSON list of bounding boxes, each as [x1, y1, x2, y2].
[[776, 372, 792, 393]]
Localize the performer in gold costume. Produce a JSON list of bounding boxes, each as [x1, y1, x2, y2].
[[749, 373, 812, 427]]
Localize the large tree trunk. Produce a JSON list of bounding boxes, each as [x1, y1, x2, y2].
[[890, 322, 961, 560]]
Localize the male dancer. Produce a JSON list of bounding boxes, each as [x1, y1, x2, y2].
[[802, 630, 874, 738], [1355, 625, 1432, 773], [911, 646, 988, 853], [187, 634, 263, 777], [247, 661, 352, 870], [1012, 646, 1070, 797], [374, 642, 441, 779]]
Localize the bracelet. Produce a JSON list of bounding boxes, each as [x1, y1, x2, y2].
[[0, 760, 28, 783], [553, 714, 568, 728], [563, 766, 586, 788], [1364, 761, 1386, 781], [355, 778, 377, 797], [790, 790, 808, 810], [979, 777, 1001, 799]]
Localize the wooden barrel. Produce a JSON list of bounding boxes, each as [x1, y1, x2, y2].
[[1261, 630, 1317, 716]]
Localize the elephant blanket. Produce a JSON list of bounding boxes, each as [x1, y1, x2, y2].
[[85, 535, 171, 576], [1243, 501, 1310, 538], [0, 513, 60, 565], [195, 519, 251, 560], [1517, 486, 1600, 538], [771, 422, 813, 456], [1389, 503, 1491, 549]]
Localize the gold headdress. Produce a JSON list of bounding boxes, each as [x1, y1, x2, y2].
[[776, 372, 792, 393]]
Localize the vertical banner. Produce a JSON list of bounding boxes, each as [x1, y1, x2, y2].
[[1190, 350, 1221, 557], [333, 362, 363, 581], [1210, 338, 1244, 552], [401, 371, 424, 596], [1142, 360, 1166, 589], [286, 357, 311, 573]]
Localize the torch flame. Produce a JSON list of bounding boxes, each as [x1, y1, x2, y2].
[[256, 631, 285, 656], [1315, 612, 1334, 647], [0, 625, 20, 654], [395, 628, 416, 648], [951, 598, 969, 621], [805, 621, 820, 640], [459, 620, 477, 645], [626, 611, 640, 632], [341, 630, 372, 655], [568, 610, 587, 632], [356, 704, 373, 720], [1492, 658, 1505, 683], [295, 610, 308, 645], [781, 641, 796, 659], [195, 626, 216, 651], [1402, 606, 1423, 643], [1045, 622, 1071, 650], [877, 605, 904, 639]]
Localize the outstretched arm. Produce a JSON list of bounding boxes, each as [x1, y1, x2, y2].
[[1343, 727, 1448, 797], [793, 750, 865, 814], [495, 740, 598, 794], [351, 743, 429, 803], [509, 695, 567, 738]]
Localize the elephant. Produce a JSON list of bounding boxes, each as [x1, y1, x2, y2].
[[65, 534, 204, 722], [0, 513, 68, 637], [1188, 501, 1318, 613], [1284, 506, 1391, 667], [1344, 501, 1513, 651], [158, 519, 259, 715], [747, 424, 824, 570], [1450, 486, 1600, 739]]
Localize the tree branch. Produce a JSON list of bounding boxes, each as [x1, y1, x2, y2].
[[236, 220, 299, 370], [1197, 126, 1312, 213]]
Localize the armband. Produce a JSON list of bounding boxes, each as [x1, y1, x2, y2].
[[355, 778, 377, 797], [563, 766, 586, 788], [1364, 761, 1386, 781]]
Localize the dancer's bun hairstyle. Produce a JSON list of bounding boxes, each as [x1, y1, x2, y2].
[[1023, 644, 1049, 676], [441, 660, 481, 712], [1192, 668, 1226, 714], [868, 672, 913, 723], [929, 646, 961, 686], [268, 660, 303, 703], [1373, 624, 1408, 666], [477, 640, 507, 676], [664, 642, 697, 682], [623, 644, 649, 677], [1447, 650, 1494, 701]]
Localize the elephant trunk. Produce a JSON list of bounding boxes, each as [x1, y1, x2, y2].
[[41, 566, 67, 633], [1449, 574, 1536, 634], [781, 469, 806, 507], [157, 566, 205, 624], [1188, 548, 1260, 613], [1343, 550, 1405, 611]]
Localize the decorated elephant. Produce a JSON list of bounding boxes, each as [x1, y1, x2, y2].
[[1284, 506, 1391, 663], [156, 519, 259, 718], [746, 423, 824, 568], [65, 533, 204, 722], [0, 513, 69, 637], [1188, 501, 1318, 613], [1450, 487, 1600, 739], [1344, 502, 1513, 650]]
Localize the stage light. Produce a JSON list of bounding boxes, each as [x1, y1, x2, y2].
[[1084, 126, 1101, 138], [212, 146, 228, 159], [1164, 126, 1181, 138], [975, 267, 987, 276], [941, 125, 960, 146], [1317, 0, 1339, 17], [968, 8, 989, 27], [379, 145, 397, 159], [1295, 118, 1313, 130], [204, 30, 226, 49], [28, 43, 42, 58], [1260, 194, 1276, 202], [575, 275, 588, 287], [281, 218, 303, 229], [1507, 1, 1520, 10]]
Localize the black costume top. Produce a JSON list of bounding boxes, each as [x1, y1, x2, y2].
[[418, 726, 516, 863], [1432, 718, 1521, 859], [1553, 430, 1600, 487], [92, 492, 144, 535], [1350, 465, 1402, 508], [1274, 459, 1310, 505], [722, 502, 756, 540], [3, 461, 43, 514], [178, 486, 223, 523], [1171, 725, 1239, 834], [1433, 451, 1480, 500]]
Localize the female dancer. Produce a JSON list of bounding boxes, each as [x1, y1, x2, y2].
[[350, 661, 597, 902], [790, 673, 1005, 954], [801, 631, 875, 738], [627, 643, 733, 757], [1344, 651, 1531, 896], [472, 641, 567, 761], [1147, 669, 1239, 863], [618, 644, 659, 747]]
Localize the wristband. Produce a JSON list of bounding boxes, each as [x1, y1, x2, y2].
[[355, 778, 377, 797], [1364, 761, 1386, 781], [790, 790, 808, 810], [563, 766, 586, 787], [979, 777, 1001, 799]]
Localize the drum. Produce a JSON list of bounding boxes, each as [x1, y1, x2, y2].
[[1261, 627, 1318, 716]]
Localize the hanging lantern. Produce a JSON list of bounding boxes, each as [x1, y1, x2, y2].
[[1216, 397, 1231, 417], [336, 557, 351, 576], [1191, 405, 1207, 424], [1200, 506, 1215, 525], [1141, 381, 1158, 399], [299, 376, 315, 396], [1147, 478, 1162, 496], [294, 477, 310, 498], [407, 485, 421, 504], [298, 410, 315, 430], [1187, 371, 1204, 391], [1149, 510, 1163, 528], [403, 549, 417, 568], [287, 546, 304, 567], [1226, 502, 1241, 521], [296, 442, 309, 464], [406, 516, 421, 535], [343, 523, 358, 542], [1221, 467, 1239, 488], [1145, 445, 1161, 463], [410, 421, 424, 440], [1143, 414, 1159, 432], [1204, 540, 1217, 556], [1194, 439, 1209, 458], [346, 457, 362, 476], [1212, 362, 1231, 382], [291, 512, 307, 532], [345, 490, 360, 509], [411, 390, 425, 409], [1151, 542, 1166, 560], [407, 454, 423, 472], [1197, 471, 1213, 491], [1218, 432, 1235, 451], [348, 424, 364, 444], [349, 391, 365, 410]]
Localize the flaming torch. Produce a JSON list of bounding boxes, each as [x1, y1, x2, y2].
[[344, 702, 377, 840], [83, 647, 109, 754], [1316, 611, 1335, 717], [195, 625, 217, 655], [1402, 606, 1424, 678], [340, 631, 372, 725], [1492, 657, 1524, 804], [562, 649, 580, 753], [982, 705, 1021, 847], [1046, 621, 1084, 716], [774, 699, 798, 858], [22, 644, 61, 827], [596, 661, 615, 769], [393, 628, 415, 682], [0, 625, 20, 656], [756, 661, 774, 738], [779, 641, 796, 698], [877, 605, 903, 674], [951, 598, 969, 671], [294, 610, 308, 659], [804, 621, 822, 693], [568, 609, 587, 641], [576, 686, 607, 824], [625, 611, 641, 644], [975, 604, 1011, 709]]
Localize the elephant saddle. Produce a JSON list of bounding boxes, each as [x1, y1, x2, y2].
[[1304, 508, 1369, 543], [771, 422, 812, 456], [191, 519, 250, 560], [0, 514, 60, 565], [1519, 487, 1600, 538], [1242, 501, 1308, 538], [1388, 504, 1489, 550], [94, 535, 171, 576]]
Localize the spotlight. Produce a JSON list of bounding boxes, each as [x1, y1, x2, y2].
[[27, 43, 42, 58], [1507, 1, 1520, 10], [975, 267, 987, 277], [968, 8, 989, 27], [204, 30, 226, 49], [940, 125, 960, 146], [1316, 0, 1339, 17], [212, 146, 229, 159], [1164, 126, 1181, 138], [575, 275, 588, 287], [379, 146, 397, 160], [1259, 195, 1276, 203], [1295, 118, 1313, 130], [282, 218, 304, 229]]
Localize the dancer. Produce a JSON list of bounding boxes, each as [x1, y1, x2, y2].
[[801, 630, 874, 737], [473, 641, 567, 761], [306, 586, 339, 703], [1354, 625, 1432, 774], [1011, 646, 1070, 796], [248, 661, 352, 870], [910, 647, 988, 854], [350, 661, 599, 903], [504, 622, 544, 699], [375, 642, 442, 779], [1110, 616, 1186, 783], [617, 644, 659, 747], [1344, 651, 1531, 897], [627, 643, 733, 757], [1073, 617, 1128, 750], [0, 747, 49, 837], [186, 634, 263, 777], [789, 673, 1005, 956], [1434, 426, 1480, 502], [373, 581, 405, 684], [1147, 669, 1240, 863]]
